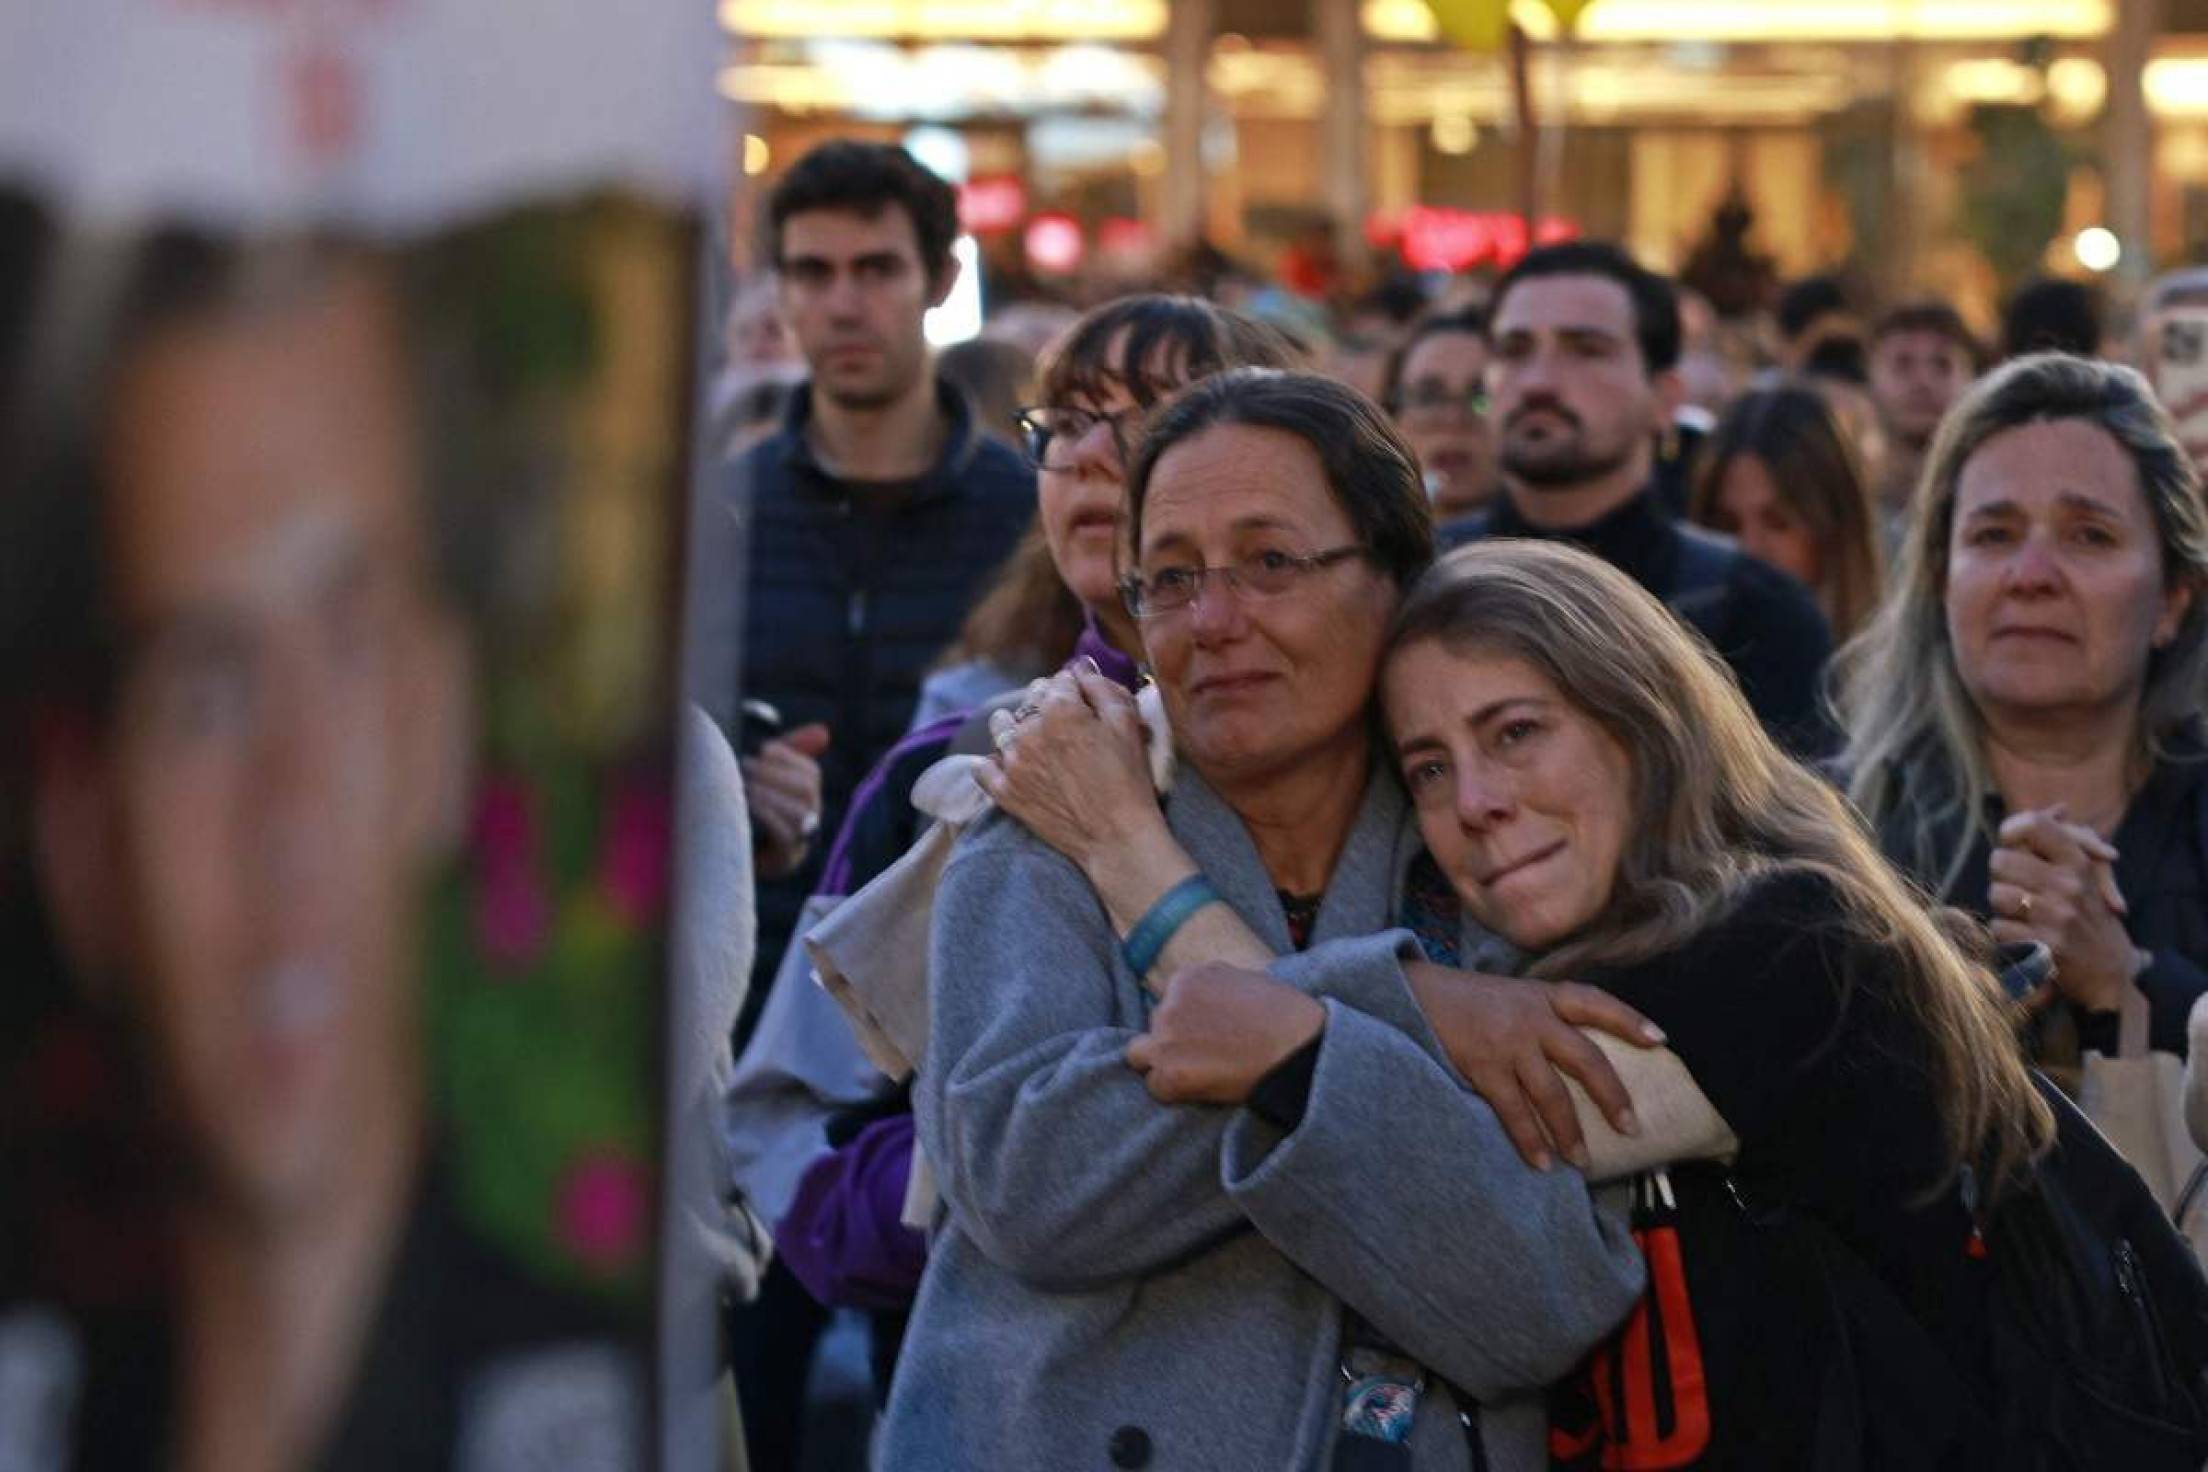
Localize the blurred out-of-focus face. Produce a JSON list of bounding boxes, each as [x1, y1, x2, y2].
[[1870, 328, 1972, 448], [776, 205, 946, 411], [1488, 275, 1661, 491], [1384, 642, 1632, 952], [1136, 422, 1397, 786], [96, 274, 454, 1226], [1705, 454, 1823, 593], [1946, 418, 2192, 729], [725, 286, 795, 371], [1393, 331, 1495, 520]]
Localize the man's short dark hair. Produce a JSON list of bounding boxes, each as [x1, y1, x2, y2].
[[767, 140, 960, 280], [1871, 299, 1983, 366], [1776, 274, 1852, 344], [1489, 242, 1680, 376], [2002, 276, 2104, 360]]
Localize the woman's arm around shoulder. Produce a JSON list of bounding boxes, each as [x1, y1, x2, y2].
[[917, 812, 1247, 1290]]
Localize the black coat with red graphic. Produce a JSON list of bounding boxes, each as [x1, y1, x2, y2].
[[1548, 869, 2003, 1471]]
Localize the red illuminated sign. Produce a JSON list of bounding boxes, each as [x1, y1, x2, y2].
[[1367, 207, 1580, 272], [1025, 213, 1084, 274], [958, 176, 1028, 234]]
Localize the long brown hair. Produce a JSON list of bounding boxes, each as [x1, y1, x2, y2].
[[1835, 353, 2208, 891], [1689, 385, 1885, 639], [936, 295, 1305, 675], [1390, 540, 2052, 1200]]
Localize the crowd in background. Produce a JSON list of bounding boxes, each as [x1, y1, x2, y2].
[[720, 137, 2208, 1472]]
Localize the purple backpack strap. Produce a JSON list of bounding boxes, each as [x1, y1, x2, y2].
[[815, 713, 968, 897]]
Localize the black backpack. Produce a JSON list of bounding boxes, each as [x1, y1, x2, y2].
[[1551, 1079, 2208, 1471], [1974, 1077, 2208, 1469]]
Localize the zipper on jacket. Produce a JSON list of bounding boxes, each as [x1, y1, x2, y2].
[[2116, 1238, 2173, 1405]]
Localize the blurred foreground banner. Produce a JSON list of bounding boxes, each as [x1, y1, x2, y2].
[[0, 0, 719, 229]]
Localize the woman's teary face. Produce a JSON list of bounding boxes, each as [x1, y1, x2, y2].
[[1135, 421, 1396, 787], [1945, 418, 2192, 730], [1383, 641, 1633, 952]]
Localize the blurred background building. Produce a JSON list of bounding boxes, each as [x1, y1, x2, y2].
[[718, 0, 2200, 329]]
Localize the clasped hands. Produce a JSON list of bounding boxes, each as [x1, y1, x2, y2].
[[1987, 805, 2143, 1016]]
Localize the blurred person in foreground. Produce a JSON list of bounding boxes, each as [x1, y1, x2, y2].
[[1442, 241, 1834, 756], [7, 234, 638, 1472], [731, 139, 1032, 1039], [1868, 300, 1982, 519], [1382, 306, 1498, 521], [1690, 385, 1886, 642], [1838, 354, 2208, 1070]]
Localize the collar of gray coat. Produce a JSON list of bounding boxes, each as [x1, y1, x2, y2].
[[1161, 760, 1424, 954]]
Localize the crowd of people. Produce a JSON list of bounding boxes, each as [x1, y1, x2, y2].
[[721, 134, 2208, 1472]]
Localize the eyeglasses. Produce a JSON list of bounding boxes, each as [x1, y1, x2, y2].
[[1015, 405, 1142, 471], [1391, 384, 1491, 422], [1119, 545, 1371, 619]]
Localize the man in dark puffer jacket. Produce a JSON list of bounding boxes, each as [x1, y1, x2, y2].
[[725, 140, 1033, 1045]]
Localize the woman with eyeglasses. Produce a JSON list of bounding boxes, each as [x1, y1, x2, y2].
[[881, 369, 1648, 1471], [1382, 307, 1498, 522], [907, 297, 1297, 730], [726, 295, 1305, 1420]]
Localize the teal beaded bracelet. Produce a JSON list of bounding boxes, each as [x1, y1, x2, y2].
[[1122, 875, 1222, 978]]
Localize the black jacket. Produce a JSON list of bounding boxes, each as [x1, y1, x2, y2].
[[1871, 727, 2208, 1057], [728, 380, 1033, 1031], [1555, 869, 2000, 1470], [1441, 487, 1836, 756]]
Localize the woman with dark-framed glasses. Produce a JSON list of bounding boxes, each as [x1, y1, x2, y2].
[[906, 296, 1299, 729], [723, 295, 1306, 1425], [882, 370, 1647, 1471], [1382, 307, 1497, 521]]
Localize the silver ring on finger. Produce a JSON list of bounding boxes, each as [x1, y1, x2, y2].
[[798, 810, 821, 839]]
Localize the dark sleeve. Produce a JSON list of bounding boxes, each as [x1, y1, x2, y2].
[[773, 1113, 929, 1312], [2141, 950, 2208, 1056], [1246, 1034, 1324, 1132], [1718, 560, 1836, 760], [2076, 949, 2208, 1058], [1589, 871, 1902, 1145]]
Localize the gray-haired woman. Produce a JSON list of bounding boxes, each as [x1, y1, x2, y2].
[[1834, 352, 2208, 1065], [880, 371, 1648, 1470]]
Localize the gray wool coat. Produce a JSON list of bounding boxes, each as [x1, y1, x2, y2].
[[878, 767, 1644, 1471]]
